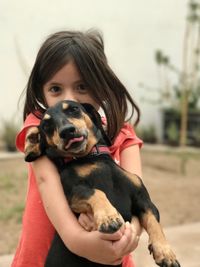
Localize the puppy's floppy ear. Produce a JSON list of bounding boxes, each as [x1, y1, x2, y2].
[[81, 103, 102, 125], [24, 127, 42, 162], [81, 103, 111, 146]]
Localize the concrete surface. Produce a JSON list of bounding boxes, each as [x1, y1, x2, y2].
[[134, 222, 200, 267], [1, 222, 199, 267]]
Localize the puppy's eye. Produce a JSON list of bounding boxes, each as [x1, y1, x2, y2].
[[66, 106, 80, 115], [70, 106, 80, 112]]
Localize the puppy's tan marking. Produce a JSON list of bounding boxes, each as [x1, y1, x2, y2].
[[83, 113, 98, 152], [68, 117, 87, 130], [26, 126, 39, 136], [74, 163, 99, 177], [126, 172, 142, 187], [83, 113, 94, 132], [62, 102, 68, 110], [70, 189, 124, 231], [43, 113, 51, 120], [46, 130, 60, 147], [142, 209, 165, 244], [141, 210, 177, 265]]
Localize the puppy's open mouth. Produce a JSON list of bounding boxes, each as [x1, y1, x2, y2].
[[64, 135, 85, 150]]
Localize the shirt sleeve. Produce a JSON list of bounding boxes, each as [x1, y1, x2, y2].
[[16, 113, 41, 153], [109, 123, 143, 163], [119, 123, 143, 152]]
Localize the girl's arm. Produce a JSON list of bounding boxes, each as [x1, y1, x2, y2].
[[32, 156, 134, 265], [120, 144, 142, 177]]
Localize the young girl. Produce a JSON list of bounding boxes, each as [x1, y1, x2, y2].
[[12, 30, 143, 267]]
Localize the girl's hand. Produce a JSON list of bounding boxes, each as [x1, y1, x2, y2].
[[71, 226, 124, 265], [78, 212, 96, 231], [78, 213, 141, 264], [101, 221, 141, 258]]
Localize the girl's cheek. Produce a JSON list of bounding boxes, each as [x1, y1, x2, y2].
[[44, 92, 64, 107], [45, 97, 60, 107]]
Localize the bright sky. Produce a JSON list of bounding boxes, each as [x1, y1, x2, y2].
[[0, 0, 188, 130]]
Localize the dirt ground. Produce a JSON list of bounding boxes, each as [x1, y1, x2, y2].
[[0, 146, 200, 255], [141, 147, 200, 226]]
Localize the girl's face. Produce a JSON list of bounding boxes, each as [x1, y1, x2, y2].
[[43, 60, 99, 109]]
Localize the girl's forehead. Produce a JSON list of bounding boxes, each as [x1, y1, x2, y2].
[[45, 61, 82, 85]]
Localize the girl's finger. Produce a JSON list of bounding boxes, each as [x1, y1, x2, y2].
[[110, 222, 137, 257], [124, 233, 140, 253], [131, 216, 143, 236], [120, 222, 140, 254], [78, 213, 95, 231], [99, 229, 123, 241]]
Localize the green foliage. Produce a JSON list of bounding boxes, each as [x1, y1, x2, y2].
[[1, 118, 19, 151], [0, 171, 27, 225], [188, 0, 200, 22], [0, 173, 15, 190], [166, 122, 180, 146], [155, 50, 169, 65], [141, 1, 200, 146], [137, 125, 158, 144], [192, 127, 200, 146], [0, 203, 24, 223]]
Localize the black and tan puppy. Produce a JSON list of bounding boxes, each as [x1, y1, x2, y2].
[[25, 100, 180, 267]]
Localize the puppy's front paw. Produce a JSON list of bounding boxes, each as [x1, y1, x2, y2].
[[148, 243, 181, 267], [99, 216, 123, 233], [95, 209, 124, 233]]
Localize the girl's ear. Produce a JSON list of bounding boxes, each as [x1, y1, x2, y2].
[[24, 126, 42, 162], [81, 103, 112, 147]]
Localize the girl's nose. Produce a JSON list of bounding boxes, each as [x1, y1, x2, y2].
[[63, 88, 77, 102]]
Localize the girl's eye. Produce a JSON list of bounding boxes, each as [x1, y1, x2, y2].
[[76, 83, 88, 93], [49, 86, 61, 93]]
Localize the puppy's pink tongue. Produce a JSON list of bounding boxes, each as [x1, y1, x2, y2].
[[65, 136, 84, 149]]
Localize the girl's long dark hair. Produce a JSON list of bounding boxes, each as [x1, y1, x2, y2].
[[22, 30, 140, 142]]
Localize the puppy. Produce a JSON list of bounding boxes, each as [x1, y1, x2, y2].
[[25, 100, 180, 267]]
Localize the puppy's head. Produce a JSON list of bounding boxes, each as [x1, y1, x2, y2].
[[25, 100, 110, 162]]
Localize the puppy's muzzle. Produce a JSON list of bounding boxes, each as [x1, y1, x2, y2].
[[59, 124, 76, 139], [58, 124, 88, 152]]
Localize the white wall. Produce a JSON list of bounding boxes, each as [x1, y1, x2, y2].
[[0, 0, 188, 139]]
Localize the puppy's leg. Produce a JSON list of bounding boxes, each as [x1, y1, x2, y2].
[[70, 185, 124, 233], [125, 171, 180, 267], [140, 209, 180, 267]]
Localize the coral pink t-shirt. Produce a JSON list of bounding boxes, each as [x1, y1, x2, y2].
[[12, 113, 143, 267]]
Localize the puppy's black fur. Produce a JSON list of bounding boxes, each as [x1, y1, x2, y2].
[[25, 100, 180, 267]]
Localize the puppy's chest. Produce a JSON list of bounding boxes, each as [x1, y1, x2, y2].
[[59, 159, 113, 190], [57, 158, 133, 221]]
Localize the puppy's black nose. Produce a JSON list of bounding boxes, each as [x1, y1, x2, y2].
[[59, 125, 76, 139]]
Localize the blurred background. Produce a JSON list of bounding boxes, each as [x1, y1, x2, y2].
[[2, 0, 197, 145], [0, 1, 199, 267]]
